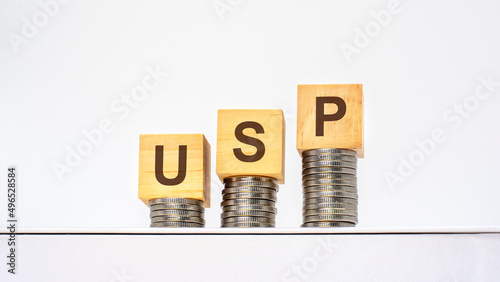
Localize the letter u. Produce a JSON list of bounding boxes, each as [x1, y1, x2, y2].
[[155, 145, 187, 185]]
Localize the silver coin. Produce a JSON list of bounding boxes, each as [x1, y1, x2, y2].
[[302, 148, 357, 157], [303, 214, 358, 223], [302, 173, 357, 182], [222, 192, 277, 202], [221, 222, 274, 228], [150, 210, 204, 218], [303, 179, 356, 187], [224, 176, 277, 184], [301, 222, 355, 227], [222, 204, 277, 213], [223, 186, 278, 194], [151, 222, 204, 228], [304, 197, 358, 205], [221, 198, 276, 206], [221, 210, 275, 218], [149, 197, 203, 206], [303, 208, 357, 216], [303, 185, 358, 194], [302, 160, 357, 169], [222, 216, 275, 224], [302, 166, 356, 176], [221, 220, 275, 227], [304, 202, 357, 210], [303, 184, 357, 191], [150, 203, 205, 212], [302, 154, 357, 164], [225, 180, 279, 189], [151, 215, 205, 224], [303, 190, 358, 199]]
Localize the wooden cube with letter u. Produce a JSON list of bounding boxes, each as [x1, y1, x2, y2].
[[138, 134, 211, 207], [297, 84, 364, 157], [216, 109, 285, 184]]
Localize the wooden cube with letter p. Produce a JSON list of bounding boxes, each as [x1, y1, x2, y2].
[[216, 109, 285, 184], [138, 134, 211, 207], [297, 84, 364, 157]]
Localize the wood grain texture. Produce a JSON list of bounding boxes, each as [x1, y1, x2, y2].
[[216, 109, 285, 184], [297, 84, 364, 157], [138, 134, 211, 207]]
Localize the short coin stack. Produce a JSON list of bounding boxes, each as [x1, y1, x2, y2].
[[220, 176, 278, 227], [149, 197, 205, 227], [301, 148, 358, 227]]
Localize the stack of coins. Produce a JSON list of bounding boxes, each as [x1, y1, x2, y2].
[[220, 176, 278, 227], [301, 148, 358, 227], [149, 197, 205, 227]]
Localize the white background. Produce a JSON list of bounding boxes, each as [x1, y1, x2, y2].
[[1, 0, 500, 229]]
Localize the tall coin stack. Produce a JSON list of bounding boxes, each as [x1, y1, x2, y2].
[[149, 197, 205, 227], [220, 176, 278, 227], [301, 148, 358, 227]]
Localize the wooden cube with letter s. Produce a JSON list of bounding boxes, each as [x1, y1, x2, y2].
[[216, 109, 285, 184]]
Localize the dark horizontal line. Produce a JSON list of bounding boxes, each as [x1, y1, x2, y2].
[[2, 232, 498, 236]]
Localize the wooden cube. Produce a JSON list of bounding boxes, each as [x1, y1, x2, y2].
[[139, 134, 211, 207], [297, 84, 364, 157], [216, 109, 285, 184]]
